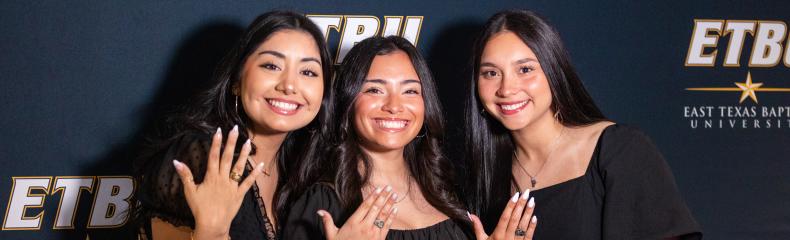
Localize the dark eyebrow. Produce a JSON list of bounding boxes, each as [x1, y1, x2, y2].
[[515, 57, 538, 64], [301, 57, 321, 65], [480, 62, 497, 68], [401, 79, 420, 85], [364, 79, 387, 84], [258, 50, 285, 58]]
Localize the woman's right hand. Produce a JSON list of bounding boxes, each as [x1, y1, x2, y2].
[[316, 186, 399, 240], [469, 190, 537, 240], [172, 126, 265, 240]]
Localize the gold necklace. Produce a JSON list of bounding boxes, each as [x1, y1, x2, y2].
[[514, 126, 566, 188]]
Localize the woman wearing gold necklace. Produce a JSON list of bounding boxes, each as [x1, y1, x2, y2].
[[464, 10, 702, 239]]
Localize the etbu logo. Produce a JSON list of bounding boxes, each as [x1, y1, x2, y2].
[[307, 15, 424, 63]]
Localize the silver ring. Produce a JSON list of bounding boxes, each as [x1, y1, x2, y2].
[[373, 219, 385, 229], [515, 228, 526, 237]]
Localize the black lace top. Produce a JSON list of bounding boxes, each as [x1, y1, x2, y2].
[[136, 131, 277, 240]]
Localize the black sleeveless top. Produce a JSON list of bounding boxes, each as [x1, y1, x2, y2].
[[282, 184, 471, 240], [510, 124, 702, 239], [136, 131, 277, 240]]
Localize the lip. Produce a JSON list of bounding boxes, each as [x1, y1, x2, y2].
[[265, 98, 303, 116], [372, 117, 410, 133], [496, 100, 530, 115]]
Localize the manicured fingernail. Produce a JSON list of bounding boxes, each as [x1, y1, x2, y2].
[[232, 125, 238, 133], [375, 187, 383, 194], [216, 127, 222, 135], [256, 162, 265, 172], [466, 211, 472, 220], [245, 139, 251, 146], [511, 192, 520, 202], [172, 160, 183, 169], [392, 207, 398, 214], [316, 211, 325, 216], [528, 197, 535, 208], [391, 193, 398, 200], [521, 190, 530, 200], [385, 185, 392, 192], [531, 216, 537, 223]]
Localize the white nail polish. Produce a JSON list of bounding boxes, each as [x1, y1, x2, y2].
[[511, 192, 520, 202], [375, 187, 383, 194], [392, 207, 398, 214], [521, 190, 530, 200], [385, 185, 392, 192], [466, 211, 472, 220], [245, 139, 251, 145], [172, 160, 182, 169], [531, 216, 537, 223], [216, 127, 222, 135], [528, 197, 535, 208], [232, 125, 238, 132]]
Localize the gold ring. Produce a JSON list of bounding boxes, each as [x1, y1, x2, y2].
[[229, 171, 242, 182]]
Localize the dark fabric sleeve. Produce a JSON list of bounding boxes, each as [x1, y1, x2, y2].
[[281, 184, 344, 240], [137, 132, 211, 228], [598, 125, 702, 240]]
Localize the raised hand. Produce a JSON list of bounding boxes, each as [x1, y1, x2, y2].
[[469, 190, 537, 240], [317, 186, 399, 240], [172, 126, 265, 240]]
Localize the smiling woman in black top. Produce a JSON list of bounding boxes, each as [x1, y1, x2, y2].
[[464, 10, 703, 239]]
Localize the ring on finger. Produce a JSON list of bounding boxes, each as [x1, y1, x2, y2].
[[373, 219, 385, 229], [229, 171, 242, 182], [515, 228, 526, 237]]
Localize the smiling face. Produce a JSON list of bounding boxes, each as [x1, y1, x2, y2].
[[237, 29, 324, 134], [477, 31, 554, 131], [353, 50, 425, 152]]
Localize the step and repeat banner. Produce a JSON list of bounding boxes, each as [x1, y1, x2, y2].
[[1, 1, 788, 239]]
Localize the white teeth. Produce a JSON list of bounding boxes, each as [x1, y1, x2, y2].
[[500, 101, 527, 111], [377, 120, 407, 129], [268, 99, 298, 110]]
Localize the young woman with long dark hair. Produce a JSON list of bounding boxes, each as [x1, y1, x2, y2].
[[133, 11, 332, 240], [464, 10, 702, 239]]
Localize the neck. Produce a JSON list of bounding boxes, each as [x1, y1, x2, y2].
[[359, 147, 410, 188], [511, 112, 565, 165]]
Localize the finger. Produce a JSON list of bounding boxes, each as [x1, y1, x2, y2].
[[348, 186, 383, 222], [317, 210, 338, 240], [524, 216, 537, 240], [515, 197, 535, 239], [380, 207, 398, 239], [362, 185, 394, 224], [492, 192, 520, 236], [172, 160, 196, 194], [506, 190, 530, 235], [220, 125, 239, 175], [207, 127, 222, 177], [232, 139, 252, 178], [375, 190, 398, 225], [238, 162, 264, 193], [468, 212, 489, 240]]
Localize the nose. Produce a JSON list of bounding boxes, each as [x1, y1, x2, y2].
[[381, 92, 404, 114], [495, 72, 518, 97], [274, 68, 297, 95]]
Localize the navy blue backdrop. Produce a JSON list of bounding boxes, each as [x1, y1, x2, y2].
[[1, 1, 789, 239]]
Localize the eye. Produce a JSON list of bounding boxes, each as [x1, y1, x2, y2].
[[301, 70, 318, 77], [480, 70, 499, 78], [404, 89, 420, 95], [363, 87, 383, 94], [519, 66, 534, 74], [259, 62, 280, 71]]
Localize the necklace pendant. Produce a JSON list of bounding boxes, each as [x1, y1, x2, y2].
[[530, 177, 537, 188]]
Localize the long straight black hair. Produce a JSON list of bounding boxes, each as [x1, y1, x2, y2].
[[319, 36, 471, 231], [464, 10, 607, 231], [134, 10, 333, 224]]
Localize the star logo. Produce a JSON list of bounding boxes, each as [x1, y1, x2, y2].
[[686, 71, 790, 104], [734, 72, 763, 103]]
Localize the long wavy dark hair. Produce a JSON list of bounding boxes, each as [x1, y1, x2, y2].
[[464, 10, 608, 231], [133, 10, 332, 225], [319, 36, 471, 231]]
